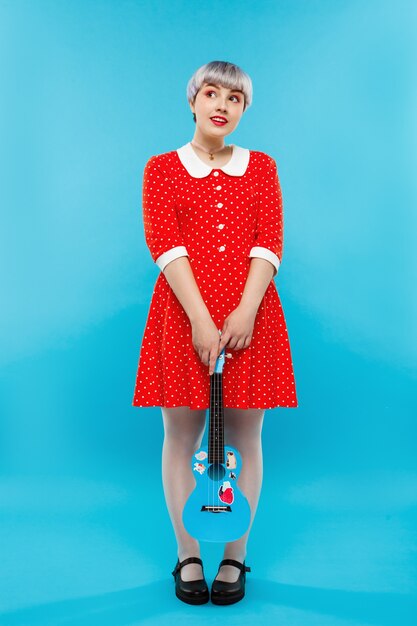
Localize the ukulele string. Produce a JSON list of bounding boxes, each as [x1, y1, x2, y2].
[[216, 353, 221, 512], [210, 359, 215, 510], [213, 365, 216, 510], [212, 356, 219, 508], [217, 356, 221, 511], [210, 365, 213, 509], [213, 329, 222, 511]]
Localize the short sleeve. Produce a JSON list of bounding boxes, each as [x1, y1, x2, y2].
[[142, 156, 189, 272], [249, 157, 283, 278]]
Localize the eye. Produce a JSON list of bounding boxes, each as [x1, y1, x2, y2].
[[205, 90, 240, 103]]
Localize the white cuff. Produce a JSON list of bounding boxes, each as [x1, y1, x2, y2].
[[156, 246, 189, 272], [249, 246, 280, 276]]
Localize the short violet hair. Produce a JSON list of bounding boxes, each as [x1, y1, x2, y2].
[[186, 60, 253, 115]]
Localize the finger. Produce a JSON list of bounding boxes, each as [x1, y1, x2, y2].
[[202, 350, 209, 367], [227, 337, 239, 350], [219, 331, 231, 352], [209, 349, 218, 375], [236, 337, 247, 350], [218, 341, 228, 354]]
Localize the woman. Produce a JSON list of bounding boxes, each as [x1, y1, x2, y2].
[[132, 60, 298, 605]]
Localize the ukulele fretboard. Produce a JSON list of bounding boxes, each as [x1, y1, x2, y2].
[[208, 372, 225, 464]]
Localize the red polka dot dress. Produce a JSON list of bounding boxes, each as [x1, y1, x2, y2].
[[132, 142, 298, 410]]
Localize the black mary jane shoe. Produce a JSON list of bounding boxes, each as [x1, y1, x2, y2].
[[210, 558, 251, 605], [171, 556, 209, 605]]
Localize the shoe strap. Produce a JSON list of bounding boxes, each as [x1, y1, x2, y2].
[[171, 556, 203, 577], [219, 558, 251, 573]]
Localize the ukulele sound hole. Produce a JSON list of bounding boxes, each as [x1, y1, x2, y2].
[[208, 462, 226, 481]]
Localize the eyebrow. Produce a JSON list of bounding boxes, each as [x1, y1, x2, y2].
[[204, 83, 243, 94]]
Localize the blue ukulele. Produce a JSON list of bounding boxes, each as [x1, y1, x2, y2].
[[182, 337, 251, 542]]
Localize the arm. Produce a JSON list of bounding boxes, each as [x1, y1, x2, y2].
[[142, 156, 211, 324], [163, 256, 220, 375], [218, 157, 285, 352], [162, 256, 211, 324], [219, 257, 275, 352], [239, 257, 275, 316], [248, 156, 283, 278], [241, 156, 284, 314], [143, 156, 190, 271]]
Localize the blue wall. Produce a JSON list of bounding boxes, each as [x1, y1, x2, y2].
[[1, 1, 416, 623]]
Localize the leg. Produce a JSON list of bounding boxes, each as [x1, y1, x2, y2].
[[161, 406, 206, 581], [215, 407, 265, 582]]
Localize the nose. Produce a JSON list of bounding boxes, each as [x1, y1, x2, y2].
[[217, 99, 228, 112]]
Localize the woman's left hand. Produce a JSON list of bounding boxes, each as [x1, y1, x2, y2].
[[218, 305, 257, 353]]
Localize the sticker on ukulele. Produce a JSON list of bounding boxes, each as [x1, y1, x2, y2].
[[193, 462, 206, 475], [195, 451, 208, 461], [218, 480, 234, 504], [229, 472, 237, 480], [226, 451, 237, 469]]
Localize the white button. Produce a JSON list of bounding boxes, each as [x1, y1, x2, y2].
[[217, 202, 223, 208], [213, 171, 219, 176], [218, 245, 226, 252], [216, 185, 222, 190], [217, 223, 225, 229]]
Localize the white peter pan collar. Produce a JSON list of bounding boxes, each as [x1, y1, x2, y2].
[[176, 142, 250, 178]]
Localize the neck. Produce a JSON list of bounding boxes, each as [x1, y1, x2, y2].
[[191, 129, 228, 153]]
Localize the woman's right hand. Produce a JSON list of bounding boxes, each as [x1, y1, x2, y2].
[[191, 316, 222, 376]]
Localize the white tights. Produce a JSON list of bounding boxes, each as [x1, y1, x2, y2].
[[161, 406, 265, 582]]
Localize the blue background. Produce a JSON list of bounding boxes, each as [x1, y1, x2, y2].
[[1, 0, 416, 624]]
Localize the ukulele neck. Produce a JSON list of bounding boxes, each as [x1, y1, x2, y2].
[[208, 372, 225, 464]]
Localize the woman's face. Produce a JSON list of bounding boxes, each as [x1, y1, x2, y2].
[[191, 82, 245, 138]]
